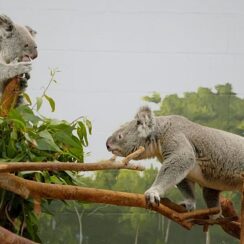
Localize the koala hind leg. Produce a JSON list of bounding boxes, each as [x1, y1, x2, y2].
[[202, 187, 221, 219], [177, 179, 196, 211]]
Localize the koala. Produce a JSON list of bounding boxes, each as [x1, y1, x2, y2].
[[106, 106, 244, 215], [0, 14, 38, 101]]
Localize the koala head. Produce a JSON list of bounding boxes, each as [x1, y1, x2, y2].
[[106, 106, 156, 158], [0, 15, 38, 63]]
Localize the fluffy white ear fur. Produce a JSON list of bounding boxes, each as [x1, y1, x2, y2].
[[135, 106, 155, 138], [25, 26, 37, 37]]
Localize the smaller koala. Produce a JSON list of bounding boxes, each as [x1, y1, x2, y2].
[[0, 14, 38, 99], [106, 106, 244, 215]]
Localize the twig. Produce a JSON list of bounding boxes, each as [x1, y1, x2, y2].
[[0, 161, 144, 173], [175, 207, 220, 221], [0, 148, 146, 173], [190, 216, 239, 226], [122, 147, 145, 165]]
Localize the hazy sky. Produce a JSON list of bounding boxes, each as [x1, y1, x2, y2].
[[1, 0, 244, 165]]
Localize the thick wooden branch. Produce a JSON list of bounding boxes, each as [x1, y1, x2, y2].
[[0, 226, 37, 244], [0, 173, 193, 229], [0, 172, 241, 239]]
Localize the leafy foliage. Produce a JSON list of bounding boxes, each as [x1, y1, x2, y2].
[[0, 70, 92, 241], [143, 83, 244, 135]]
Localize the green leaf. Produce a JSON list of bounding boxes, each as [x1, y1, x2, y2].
[[77, 121, 88, 146], [53, 131, 80, 148], [17, 105, 41, 124], [67, 147, 84, 161], [85, 118, 92, 134], [8, 109, 26, 129], [50, 175, 64, 184], [23, 93, 32, 105], [36, 97, 43, 111], [44, 95, 55, 112], [35, 137, 60, 152]]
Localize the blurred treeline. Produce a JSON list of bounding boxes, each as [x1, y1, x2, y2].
[[38, 83, 243, 244]]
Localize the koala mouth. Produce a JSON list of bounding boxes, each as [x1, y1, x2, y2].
[[21, 55, 31, 62], [111, 149, 123, 157]]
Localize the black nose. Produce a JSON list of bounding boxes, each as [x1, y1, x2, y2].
[[106, 141, 111, 151], [31, 49, 38, 59], [106, 138, 112, 151]]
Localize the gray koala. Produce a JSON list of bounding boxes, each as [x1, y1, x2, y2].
[[0, 14, 38, 99], [106, 106, 244, 214]]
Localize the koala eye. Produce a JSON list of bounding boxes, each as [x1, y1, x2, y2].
[[24, 44, 29, 48], [118, 134, 123, 140], [136, 120, 142, 126]]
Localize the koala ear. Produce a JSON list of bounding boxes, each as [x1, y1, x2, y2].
[[135, 106, 155, 137], [25, 25, 37, 37], [0, 15, 14, 32]]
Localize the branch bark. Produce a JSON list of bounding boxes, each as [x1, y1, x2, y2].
[[0, 226, 37, 244], [0, 160, 145, 173], [0, 173, 193, 229]]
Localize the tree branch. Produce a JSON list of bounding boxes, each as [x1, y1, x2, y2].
[[0, 173, 232, 232], [0, 147, 145, 173], [0, 173, 193, 229], [0, 160, 145, 173], [0, 226, 37, 244]]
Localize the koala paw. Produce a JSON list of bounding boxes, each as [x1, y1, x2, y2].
[[144, 189, 161, 208], [15, 62, 32, 75], [209, 209, 223, 220], [178, 199, 196, 211]]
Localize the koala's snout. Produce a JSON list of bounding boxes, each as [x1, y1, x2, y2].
[[106, 137, 112, 151], [31, 48, 38, 59]]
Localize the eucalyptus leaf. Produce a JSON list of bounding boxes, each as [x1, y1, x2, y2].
[[36, 97, 43, 111], [23, 92, 32, 105], [44, 95, 55, 112]]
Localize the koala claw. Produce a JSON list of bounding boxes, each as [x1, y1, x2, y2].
[[144, 189, 161, 208], [209, 210, 223, 220], [178, 199, 196, 211]]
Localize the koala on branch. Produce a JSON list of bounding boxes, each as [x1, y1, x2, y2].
[[106, 106, 244, 216], [0, 14, 38, 102]]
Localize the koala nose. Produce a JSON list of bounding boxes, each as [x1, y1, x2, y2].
[[32, 53, 38, 59], [31, 49, 38, 59], [106, 138, 112, 151]]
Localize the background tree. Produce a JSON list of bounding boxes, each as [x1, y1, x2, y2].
[[143, 83, 244, 135]]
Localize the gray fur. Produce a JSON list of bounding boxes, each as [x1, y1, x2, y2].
[[0, 14, 38, 97], [106, 106, 244, 211]]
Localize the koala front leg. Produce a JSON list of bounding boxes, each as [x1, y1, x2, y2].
[[144, 151, 195, 207], [0, 62, 32, 82], [177, 179, 196, 211]]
